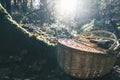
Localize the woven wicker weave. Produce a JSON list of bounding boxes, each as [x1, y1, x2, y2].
[[57, 30, 118, 78]]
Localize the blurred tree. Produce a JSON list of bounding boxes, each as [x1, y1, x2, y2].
[[22, 0, 28, 13], [14, 0, 17, 6], [0, 0, 11, 14], [30, 0, 33, 8], [6, 0, 11, 14]]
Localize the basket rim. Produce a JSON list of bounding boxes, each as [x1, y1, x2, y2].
[[74, 30, 119, 50], [58, 39, 111, 55]]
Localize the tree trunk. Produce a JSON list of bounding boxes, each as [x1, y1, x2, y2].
[[14, 0, 17, 6], [5, 0, 11, 14], [0, 3, 56, 63], [22, 0, 28, 13], [30, 0, 33, 8]]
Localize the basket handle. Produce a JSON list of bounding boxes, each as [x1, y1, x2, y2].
[[74, 30, 120, 50]]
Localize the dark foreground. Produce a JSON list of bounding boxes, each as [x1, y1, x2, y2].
[[0, 54, 120, 80], [0, 3, 120, 80]]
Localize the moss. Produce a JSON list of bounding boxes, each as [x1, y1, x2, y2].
[[0, 3, 56, 64]]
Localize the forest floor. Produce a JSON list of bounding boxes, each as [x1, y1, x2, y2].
[[0, 23, 120, 80]]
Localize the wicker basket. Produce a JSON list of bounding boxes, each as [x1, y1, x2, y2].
[[57, 30, 119, 78]]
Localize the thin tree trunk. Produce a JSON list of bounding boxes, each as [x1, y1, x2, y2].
[[5, 0, 11, 14]]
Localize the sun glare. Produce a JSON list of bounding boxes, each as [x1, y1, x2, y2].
[[54, 0, 87, 23], [55, 0, 78, 21], [59, 0, 77, 15]]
